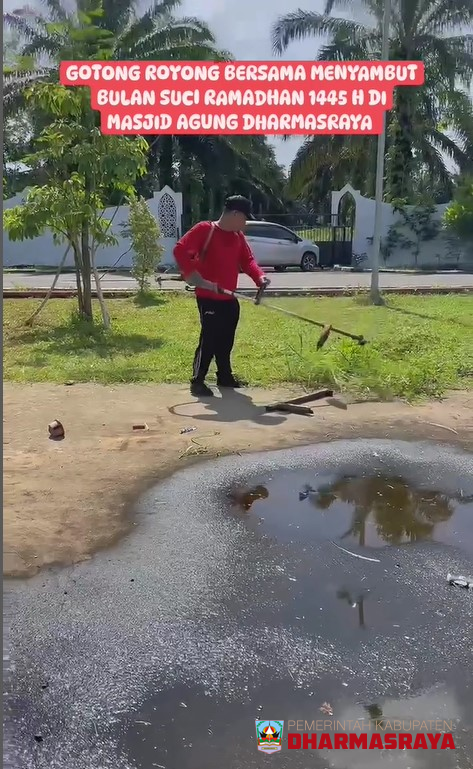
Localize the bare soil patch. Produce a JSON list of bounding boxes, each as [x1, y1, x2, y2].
[[4, 383, 472, 578]]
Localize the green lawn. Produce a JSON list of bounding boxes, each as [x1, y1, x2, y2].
[[293, 226, 334, 242], [3, 293, 473, 400]]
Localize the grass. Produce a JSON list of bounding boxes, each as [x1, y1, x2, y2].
[[3, 293, 473, 400], [293, 226, 335, 242]]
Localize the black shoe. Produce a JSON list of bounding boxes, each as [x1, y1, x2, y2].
[[217, 376, 247, 388], [190, 380, 214, 398]]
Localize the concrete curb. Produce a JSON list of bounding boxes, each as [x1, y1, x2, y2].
[[4, 268, 473, 276], [3, 286, 473, 299]]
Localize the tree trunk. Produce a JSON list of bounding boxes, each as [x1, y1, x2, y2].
[[387, 92, 415, 200], [212, 188, 225, 218], [92, 259, 110, 328], [80, 222, 93, 321], [178, 147, 194, 232], [200, 178, 213, 220], [358, 599, 365, 628], [71, 238, 85, 315], [158, 136, 174, 189], [25, 244, 71, 326]]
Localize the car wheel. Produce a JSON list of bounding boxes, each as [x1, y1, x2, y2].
[[274, 265, 287, 272], [300, 252, 318, 271]]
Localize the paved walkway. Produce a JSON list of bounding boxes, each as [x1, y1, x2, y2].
[[4, 269, 473, 291]]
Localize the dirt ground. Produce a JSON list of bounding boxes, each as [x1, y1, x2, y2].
[[4, 383, 473, 578]]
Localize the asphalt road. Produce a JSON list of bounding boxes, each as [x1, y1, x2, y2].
[[4, 269, 473, 291], [4, 439, 473, 769]]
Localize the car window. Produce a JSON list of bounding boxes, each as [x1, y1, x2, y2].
[[245, 225, 263, 238], [267, 225, 296, 241], [245, 224, 275, 239], [246, 223, 297, 240]]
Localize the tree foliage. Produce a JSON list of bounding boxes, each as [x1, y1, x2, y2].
[[3, 0, 286, 219], [272, 0, 473, 209], [128, 197, 164, 292], [3, 83, 148, 324], [444, 177, 473, 240]]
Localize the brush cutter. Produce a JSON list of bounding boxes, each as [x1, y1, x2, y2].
[[186, 273, 367, 350]]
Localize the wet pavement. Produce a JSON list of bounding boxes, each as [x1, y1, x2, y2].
[[4, 439, 473, 769]]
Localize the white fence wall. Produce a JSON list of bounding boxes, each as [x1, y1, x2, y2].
[[3, 186, 182, 269], [331, 183, 468, 270]]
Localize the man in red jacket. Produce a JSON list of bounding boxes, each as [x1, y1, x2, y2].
[[174, 195, 270, 398]]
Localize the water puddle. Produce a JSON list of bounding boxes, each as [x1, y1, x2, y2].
[[117, 678, 469, 769], [228, 472, 473, 552], [7, 440, 473, 769]]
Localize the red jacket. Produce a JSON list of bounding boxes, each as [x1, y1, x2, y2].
[[173, 221, 265, 301]]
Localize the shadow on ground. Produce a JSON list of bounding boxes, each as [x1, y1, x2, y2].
[[169, 388, 288, 426], [385, 302, 473, 330], [12, 323, 163, 361]]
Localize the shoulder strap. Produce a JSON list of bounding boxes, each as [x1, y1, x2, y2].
[[199, 222, 216, 262]]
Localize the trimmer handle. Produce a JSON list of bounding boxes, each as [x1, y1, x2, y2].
[[254, 279, 269, 305]]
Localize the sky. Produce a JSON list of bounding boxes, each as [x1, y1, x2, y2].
[[179, 0, 329, 169], [4, 0, 325, 168], [5, 0, 471, 172], [179, 0, 470, 173]]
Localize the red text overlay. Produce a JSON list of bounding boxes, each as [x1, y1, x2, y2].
[[288, 732, 455, 750], [59, 60, 425, 136]]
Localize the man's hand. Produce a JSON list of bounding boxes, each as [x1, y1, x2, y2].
[[254, 275, 270, 305], [187, 270, 219, 293]]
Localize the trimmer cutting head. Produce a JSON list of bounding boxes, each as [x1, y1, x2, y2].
[[316, 325, 332, 350], [316, 325, 367, 350]]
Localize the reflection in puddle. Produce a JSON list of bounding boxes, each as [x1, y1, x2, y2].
[[227, 472, 473, 550], [229, 485, 269, 511], [327, 686, 463, 769], [337, 589, 367, 628], [308, 475, 460, 547], [119, 679, 467, 769]]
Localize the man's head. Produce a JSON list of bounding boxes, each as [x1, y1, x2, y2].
[[220, 195, 254, 231]]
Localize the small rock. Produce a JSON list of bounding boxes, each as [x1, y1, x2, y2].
[[48, 420, 65, 440], [447, 573, 472, 589], [132, 424, 149, 431]]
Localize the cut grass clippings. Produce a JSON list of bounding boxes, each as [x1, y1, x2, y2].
[[3, 292, 473, 401]]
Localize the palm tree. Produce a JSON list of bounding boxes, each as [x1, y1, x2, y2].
[[272, 0, 473, 206], [337, 588, 367, 627], [288, 134, 378, 212], [310, 474, 457, 546], [3, 0, 227, 116], [4, 1, 285, 221]]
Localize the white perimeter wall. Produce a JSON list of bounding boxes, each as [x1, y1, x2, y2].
[[3, 186, 182, 269], [331, 183, 470, 270]]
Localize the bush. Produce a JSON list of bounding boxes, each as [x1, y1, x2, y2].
[[129, 197, 164, 292], [443, 178, 473, 241]]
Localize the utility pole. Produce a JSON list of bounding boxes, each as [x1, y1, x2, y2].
[[370, 0, 392, 305]]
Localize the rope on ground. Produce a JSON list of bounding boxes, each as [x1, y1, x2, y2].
[[179, 431, 221, 459]]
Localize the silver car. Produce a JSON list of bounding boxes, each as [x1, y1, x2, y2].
[[245, 221, 320, 272]]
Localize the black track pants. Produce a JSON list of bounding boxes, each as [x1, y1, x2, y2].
[[192, 297, 241, 382]]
